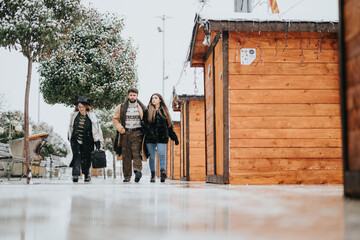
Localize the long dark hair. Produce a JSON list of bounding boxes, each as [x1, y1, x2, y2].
[[147, 93, 172, 127]]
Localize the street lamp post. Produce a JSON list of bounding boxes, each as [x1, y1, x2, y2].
[[7, 113, 23, 141], [9, 120, 12, 140], [8, 120, 23, 140], [157, 15, 170, 99]]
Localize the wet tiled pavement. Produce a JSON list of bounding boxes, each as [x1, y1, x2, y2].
[[0, 176, 359, 240]]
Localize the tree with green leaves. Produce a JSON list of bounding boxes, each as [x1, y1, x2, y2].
[[0, 0, 82, 184], [39, 7, 138, 110], [96, 108, 116, 150]]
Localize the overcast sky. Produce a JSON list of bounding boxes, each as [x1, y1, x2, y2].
[[0, 0, 338, 142]]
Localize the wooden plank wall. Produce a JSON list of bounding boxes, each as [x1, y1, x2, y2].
[[172, 122, 181, 180], [156, 153, 160, 177], [166, 143, 171, 179], [228, 31, 343, 184], [180, 103, 186, 179], [188, 100, 206, 181], [214, 37, 224, 176], [343, 0, 360, 171], [205, 52, 215, 175]]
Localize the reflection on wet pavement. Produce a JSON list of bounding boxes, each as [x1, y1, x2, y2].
[[0, 178, 359, 240]]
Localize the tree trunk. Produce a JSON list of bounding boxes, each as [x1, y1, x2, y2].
[[25, 56, 33, 184], [112, 137, 116, 178], [113, 151, 116, 178]]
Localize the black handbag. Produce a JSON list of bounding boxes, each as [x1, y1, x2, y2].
[[91, 149, 107, 168], [113, 104, 122, 156], [113, 131, 122, 156]]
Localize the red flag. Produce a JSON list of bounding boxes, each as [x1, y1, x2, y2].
[[270, 0, 280, 13]]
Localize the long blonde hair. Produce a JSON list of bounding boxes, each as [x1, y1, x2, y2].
[[147, 93, 172, 127]]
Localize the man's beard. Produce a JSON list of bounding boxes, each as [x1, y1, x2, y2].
[[129, 99, 137, 103]]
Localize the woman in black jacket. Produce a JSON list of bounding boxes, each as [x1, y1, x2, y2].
[[143, 93, 179, 182], [68, 97, 104, 183]]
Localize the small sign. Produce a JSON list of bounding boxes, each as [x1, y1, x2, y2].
[[240, 48, 256, 65]]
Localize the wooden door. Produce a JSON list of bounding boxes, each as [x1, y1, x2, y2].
[[204, 33, 229, 184], [340, 0, 360, 198], [170, 141, 174, 179], [180, 102, 188, 180], [205, 49, 215, 176], [172, 122, 181, 180], [214, 38, 224, 176], [166, 143, 171, 179]]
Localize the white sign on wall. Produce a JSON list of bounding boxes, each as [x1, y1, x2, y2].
[[240, 48, 256, 65]]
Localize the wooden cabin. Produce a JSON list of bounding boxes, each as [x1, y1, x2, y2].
[[173, 95, 206, 181], [168, 121, 181, 180], [188, 16, 343, 184], [339, 0, 360, 198]]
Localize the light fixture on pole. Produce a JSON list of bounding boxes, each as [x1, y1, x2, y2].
[[15, 124, 23, 133]]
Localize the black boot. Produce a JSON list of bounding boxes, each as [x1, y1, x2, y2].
[[84, 174, 91, 182], [134, 170, 142, 183], [150, 171, 155, 183], [72, 176, 79, 183], [160, 169, 166, 183]]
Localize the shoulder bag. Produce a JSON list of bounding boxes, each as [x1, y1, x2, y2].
[[91, 149, 107, 168]]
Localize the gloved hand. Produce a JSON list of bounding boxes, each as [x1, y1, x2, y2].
[[95, 141, 101, 150], [175, 139, 179, 145]]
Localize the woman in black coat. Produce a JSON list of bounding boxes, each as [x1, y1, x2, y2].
[[142, 93, 179, 183], [68, 97, 104, 183]]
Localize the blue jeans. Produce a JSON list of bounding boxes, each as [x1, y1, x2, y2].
[[146, 143, 167, 172]]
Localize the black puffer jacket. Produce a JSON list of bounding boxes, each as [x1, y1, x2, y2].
[[142, 109, 178, 144]]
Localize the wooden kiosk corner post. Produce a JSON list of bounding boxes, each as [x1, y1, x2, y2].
[[339, 0, 360, 198], [188, 15, 343, 185], [167, 121, 181, 180], [155, 121, 180, 179], [173, 95, 206, 181]]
